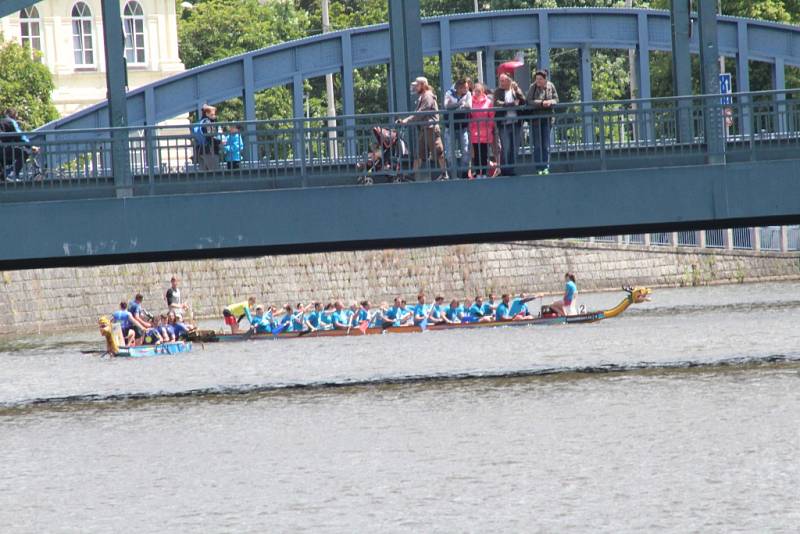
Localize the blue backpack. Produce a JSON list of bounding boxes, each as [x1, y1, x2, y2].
[[192, 117, 210, 146]]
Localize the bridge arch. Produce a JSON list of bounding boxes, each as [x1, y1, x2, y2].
[[42, 8, 800, 131]]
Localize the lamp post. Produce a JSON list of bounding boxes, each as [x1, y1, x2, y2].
[[322, 0, 338, 158], [475, 0, 484, 84]]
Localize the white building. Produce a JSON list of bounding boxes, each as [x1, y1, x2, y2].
[[1, 0, 184, 117]]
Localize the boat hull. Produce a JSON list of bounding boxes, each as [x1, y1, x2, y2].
[[117, 341, 193, 358], [194, 311, 606, 343]]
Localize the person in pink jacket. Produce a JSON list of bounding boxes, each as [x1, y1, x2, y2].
[[469, 83, 495, 179]]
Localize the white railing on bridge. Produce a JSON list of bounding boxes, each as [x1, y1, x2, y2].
[[585, 225, 800, 253]]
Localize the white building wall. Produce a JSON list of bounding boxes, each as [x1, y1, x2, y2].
[[1, 0, 184, 117]]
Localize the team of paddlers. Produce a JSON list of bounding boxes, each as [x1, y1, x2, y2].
[[98, 273, 578, 354]]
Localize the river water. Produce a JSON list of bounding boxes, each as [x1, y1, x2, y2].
[[1, 282, 799, 532]]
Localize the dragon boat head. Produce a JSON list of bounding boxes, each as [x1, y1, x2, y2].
[[623, 286, 652, 304]]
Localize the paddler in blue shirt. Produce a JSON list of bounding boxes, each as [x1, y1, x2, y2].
[[111, 301, 147, 346], [320, 303, 335, 330], [495, 294, 516, 321], [248, 305, 270, 333], [413, 293, 430, 325], [144, 315, 164, 345], [428, 296, 447, 325], [292, 303, 308, 331], [509, 293, 539, 319], [346, 301, 359, 327], [331, 301, 351, 329], [469, 296, 494, 322], [444, 299, 462, 324], [481, 296, 496, 316], [400, 299, 414, 326], [356, 301, 371, 324], [304, 302, 322, 332], [383, 297, 406, 327], [278, 304, 296, 332]]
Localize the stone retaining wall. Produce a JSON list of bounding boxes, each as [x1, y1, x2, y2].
[[0, 240, 797, 336]]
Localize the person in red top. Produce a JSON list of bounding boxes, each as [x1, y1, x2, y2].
[[469, 83, 495, 179]]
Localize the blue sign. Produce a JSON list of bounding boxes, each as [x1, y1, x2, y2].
[[720, 73, 732, 105]]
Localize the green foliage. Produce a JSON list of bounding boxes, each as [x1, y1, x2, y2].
[[176, 0, 800, 119], [177, 0, 308, 69], [0, 37, 58, 128]]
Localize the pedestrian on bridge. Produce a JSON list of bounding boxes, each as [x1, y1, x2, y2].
[[397, 76, 449, 182], [443, 78, 473, 179], [526, 71, 559, 175], [222, 124, 244, 170], [193, 104, 221, 171], [493, 74, 526, 176]]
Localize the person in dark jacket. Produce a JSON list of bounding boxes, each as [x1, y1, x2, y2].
[[526, 70, 559, 175], [0, 108, 33, 182], [193, 104, 221, 171], [492, 74, 526, 176]]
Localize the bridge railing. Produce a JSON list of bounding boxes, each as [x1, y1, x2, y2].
[[2, 88, 800, 198]]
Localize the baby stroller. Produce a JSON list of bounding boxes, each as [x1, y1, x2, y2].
[[357, 126, 412, 185]]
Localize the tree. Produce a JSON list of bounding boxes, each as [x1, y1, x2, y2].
[[0, 37, 58, 128], [176, 0, 800, 121], [178, 0, 309, 121]]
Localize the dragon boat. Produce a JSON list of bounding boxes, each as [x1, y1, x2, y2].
[[190, 287, 651, 343]]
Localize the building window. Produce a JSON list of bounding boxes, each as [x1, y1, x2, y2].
[[19, 7, 42, 61], [71, 2, 94, 66], [123, 1, 146, 64]]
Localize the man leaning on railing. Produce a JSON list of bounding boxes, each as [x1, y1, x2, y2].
[[397, 76, 449, 182], [526, 70, 559, 175]]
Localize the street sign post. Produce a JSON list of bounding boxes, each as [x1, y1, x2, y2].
[[720, 73, 732, 104]]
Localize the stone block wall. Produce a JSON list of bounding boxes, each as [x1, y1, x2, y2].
[[0, 240, 797, 336]]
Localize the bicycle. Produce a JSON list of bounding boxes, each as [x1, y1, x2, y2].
[[2, 146, 44, 182]]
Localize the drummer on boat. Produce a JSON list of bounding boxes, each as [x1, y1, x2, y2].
[[550, 272, 578, 317]]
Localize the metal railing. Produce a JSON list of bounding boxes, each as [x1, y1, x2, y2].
[[587, 225, 800, 253], [3, 88, 800, 198]]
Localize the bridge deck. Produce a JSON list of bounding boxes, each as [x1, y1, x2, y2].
[[1, 90, 799, 268]]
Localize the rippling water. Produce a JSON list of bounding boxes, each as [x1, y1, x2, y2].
[[1, 282, 799, 532]]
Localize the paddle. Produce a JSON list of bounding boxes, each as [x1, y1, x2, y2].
[[271, 322, 289, 337]]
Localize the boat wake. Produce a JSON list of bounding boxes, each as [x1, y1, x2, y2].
[[2, 354, 799, 412]]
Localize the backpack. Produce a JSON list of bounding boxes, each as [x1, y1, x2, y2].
[[192, 117, 210, 146], [0, 118, 22, 143]]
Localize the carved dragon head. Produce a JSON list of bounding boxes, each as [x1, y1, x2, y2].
[[623, 286, 652, 304]]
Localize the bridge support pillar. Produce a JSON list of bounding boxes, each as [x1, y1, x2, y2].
[[341, 34, 357, 158], [242, 56, 258, 163], [388, 0, 423, 113], [439, 19, 453, 93], [100, 0, 131, 198], [773, 57, 787, 134], [537, 12, 550, 74], [484, 47, 496, 86], [698, 0, 725, 164], [670, 0, 693, 145], [636, 12, 653, 142], [579, 45, 594, 146], [736, 22, 752, 136], [292, 73, 306, 186]]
